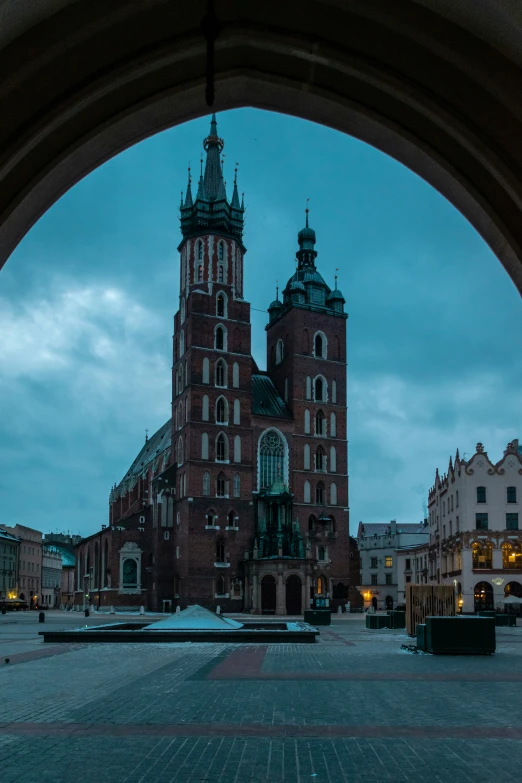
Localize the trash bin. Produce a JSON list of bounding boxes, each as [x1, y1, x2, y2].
[[84, 609, 90, 617], [38, 612, 45, 623]]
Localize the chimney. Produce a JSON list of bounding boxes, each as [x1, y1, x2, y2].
[[390, 520, 397, 535]]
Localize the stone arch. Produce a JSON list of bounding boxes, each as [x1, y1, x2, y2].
[[1, 5, 522, 295], [285, 573, 302, 615], [215, 432, 229, 463], [257, 427, 289, 490], [313, 331, 327, 359], [276, 339, 284, 364], [216, 290, 228, 318], [215, 358, 227, 387], [215, 395, 229, 424], [261, 574, 277, 614], [215, 324, 227, 351]]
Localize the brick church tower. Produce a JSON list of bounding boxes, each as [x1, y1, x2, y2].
[[75, 115, 352, 615]]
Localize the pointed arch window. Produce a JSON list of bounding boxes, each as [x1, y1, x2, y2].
[[202, 471, 211, 496], [180, 298, 186, 323], [233, 473, 240, 498], [315, 446, 325, 472], [177, 437, 184, 466], [216, 433, 227, 462], [316, 481, 325, 504], [330, 412, 337, 437], [276, 339, 284, 365], [216, 397, 227, 424], [216, 575, 226, 595], [198, 241, 203, 260], [202, 394, 209, 421], [304, 443, 311, 470], [233, 399, 240, 425], [304, 409, 311, 435], [314, 376, 325, 402], [304, 480, 311, 504], [330, 446, 337, 473], [215, 325, 225, 350], [215, 360, 226, 387], [259, 429, 286, 490], [201, 432, 209, 460], [330, 482, 338, 505], [216, 473, 226, 497], [314, 332, 326, 358], [216, 539, 226, 563], [202, 357, 210, 384], [218, 242, 224, 261], [315, 410, 325, 436], [305, 376, 312, 400], [232, 362, 239, 388], [234, 435, 241, 463], [217, 293, 225, 318]]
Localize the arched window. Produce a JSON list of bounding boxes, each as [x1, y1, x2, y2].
[[233, 399, 240, 425], [215, 359, 226, 387], [233, 473, 240, 497], [315, 446, 325, 472], [503, 542, 522, 568], [305, 376, 312, 399], [179, 330, 184, 356], [314, 376, 325, 401], [217, 293, 225, 317], [316, 576, 325, 595], [177, 437, 183, 466], [314, 332, 326, 358], [218, 265, 224, 282], [304, 443, 310, 470], [316, 481, 325, 504], [201, 432, 209, 460], [315, 410, 325, 436], [202, 357, 210, 384], [304, 409, 311, 434], [228, 510, 235, 527], [330, 446, 337, 473], [259, 429, 286, 489], [216, 473, 226, 496], [216, 433, 228, 462], [215, 325, 225, 350], [330, 412, 337, 437], [202, 394, 209, 421], [330, 482, 338, 505], [232, 362, 239, 388], [332, 380, 337, 404], [216, 397, 227, 423], [122, 558, 138, 588], [180, 298, 186, 323], [216, 575, 226, 595], [216, 539, 226, 563], [234, 435, 241, 463], [472, 541, 492, 568], [197, 264, 203, 282], [276, 339, 284, 365], [304, 480, 311, 504], [218, 241, 224, 261], [202, 471, 211, 496], [198, 240, 203, 260]]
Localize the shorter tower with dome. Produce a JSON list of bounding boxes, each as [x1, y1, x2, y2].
[[73, 116, 353, 615]]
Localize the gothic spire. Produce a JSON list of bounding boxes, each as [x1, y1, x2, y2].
[[231, 165, 241, 208], [184, 166, 193, 208], [203, 113, 225, 201]]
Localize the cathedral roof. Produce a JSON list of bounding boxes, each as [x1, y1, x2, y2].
[[251, 374, 292, 419], [122, 420, 172, 482]]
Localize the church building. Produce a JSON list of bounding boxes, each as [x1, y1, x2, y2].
[[74, 115, 353, 615]]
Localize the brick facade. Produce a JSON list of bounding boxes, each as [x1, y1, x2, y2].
[[74, 116, 353, 614]]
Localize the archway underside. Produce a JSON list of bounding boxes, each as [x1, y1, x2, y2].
[[0, 1, 521, 292]]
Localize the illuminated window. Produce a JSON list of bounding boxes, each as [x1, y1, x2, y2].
[[385, 556, 393, 568]]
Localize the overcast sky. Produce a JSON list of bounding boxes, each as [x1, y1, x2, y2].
[[1, 108, 521, 538]]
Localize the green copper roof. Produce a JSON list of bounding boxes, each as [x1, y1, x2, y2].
[[251, 374, 292, 419]]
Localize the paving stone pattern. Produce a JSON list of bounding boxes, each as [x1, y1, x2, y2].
[[1, 612, 522, 782]]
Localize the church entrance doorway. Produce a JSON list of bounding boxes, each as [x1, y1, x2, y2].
[[286, 574, 302, 615], [261, 575, 276, 614]]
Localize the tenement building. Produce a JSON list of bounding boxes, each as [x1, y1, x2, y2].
[[3, 524, 42, 609], [357, 520, 429, 611], [427, 439, 522, 612], [74, 115, 352, 614]]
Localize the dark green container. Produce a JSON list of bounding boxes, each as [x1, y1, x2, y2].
[[495, 614, 517, 627], [425, 616, 495, 655], [304, 609, 331, 626], [387, 610, 406, 629], [365, 614, 392, 630], [416, 623, 426, 651]]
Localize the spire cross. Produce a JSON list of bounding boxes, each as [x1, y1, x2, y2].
[[305, 197, 310, 226], [145, 429, 149, 442], [276, 280, 279, 300]]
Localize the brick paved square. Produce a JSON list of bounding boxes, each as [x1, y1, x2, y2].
[[1, 611, 522, 782]]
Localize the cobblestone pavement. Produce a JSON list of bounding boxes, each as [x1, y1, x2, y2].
[[1, 611, 522, 782]]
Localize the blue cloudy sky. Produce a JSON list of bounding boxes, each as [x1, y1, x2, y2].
[[1, 108, 521, 538]]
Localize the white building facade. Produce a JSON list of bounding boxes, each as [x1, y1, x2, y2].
[[357, 520, 429, 611], [428, 439, 522, 612]]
